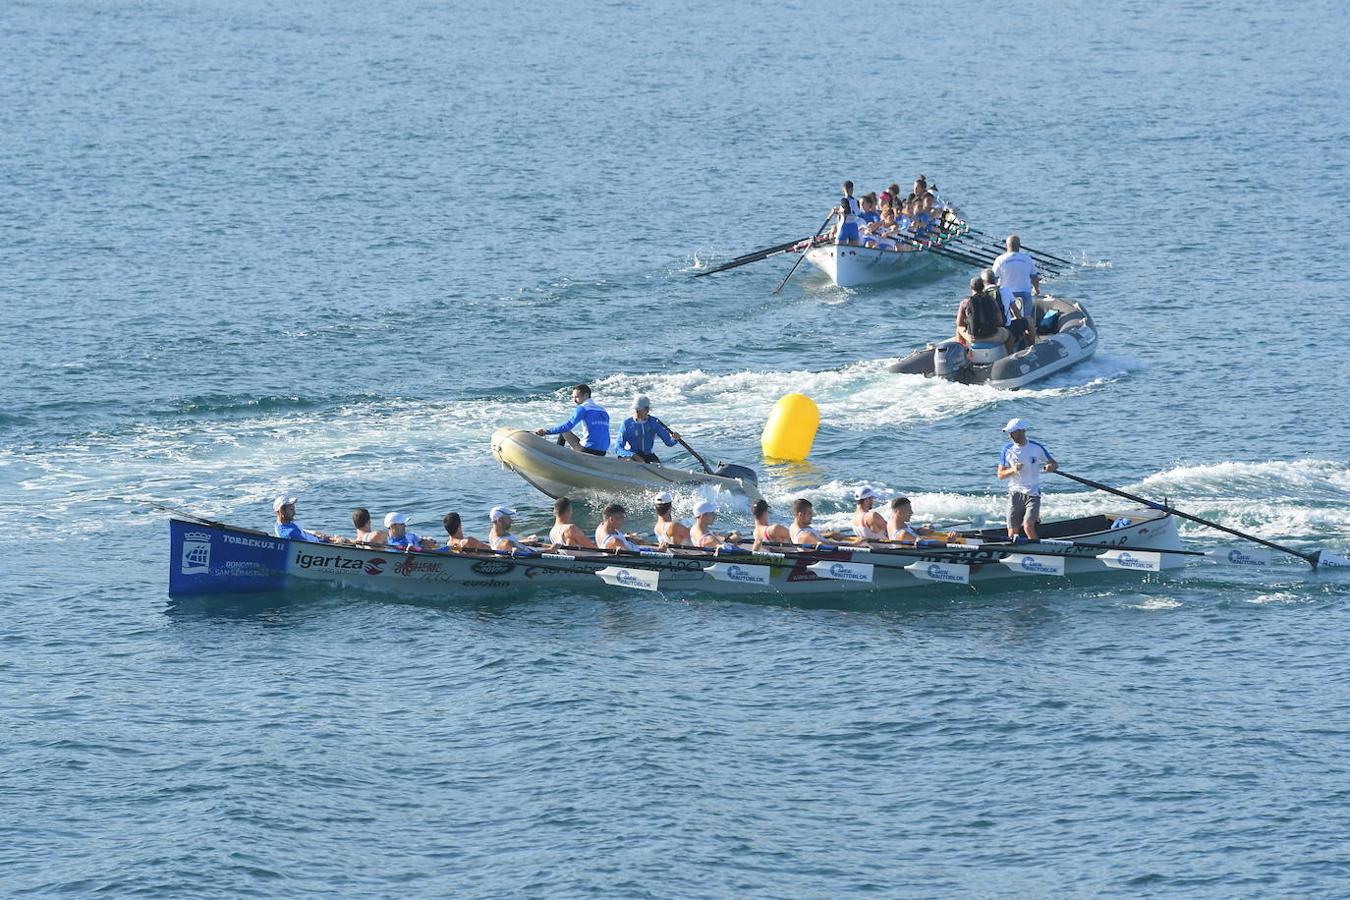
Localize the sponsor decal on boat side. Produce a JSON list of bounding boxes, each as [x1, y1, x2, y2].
[[924, 563, 966, 583], [295, 552, 367, 571], [471, 560, 515, 576], [461, 579, 510, 588], [364, 558, 385, 576], [394, 556, 446, 577]]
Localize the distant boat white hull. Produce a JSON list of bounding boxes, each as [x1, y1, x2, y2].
[[804, 243, 939, 288]]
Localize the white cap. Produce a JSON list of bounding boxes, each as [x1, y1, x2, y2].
[[384, 512, 409, 527], [854, 486, 876, 502], [693, 500, 717, 517], [633, 395, 651, 410], [653, 491, 673, 505], [1003, 418, 1030, 433], [489, 506, 515, 523], [273, 495, 297, 512]]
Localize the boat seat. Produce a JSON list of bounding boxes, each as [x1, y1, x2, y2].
[[957, 326, 1009, 346]]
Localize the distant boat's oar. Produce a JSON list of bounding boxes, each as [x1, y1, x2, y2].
[[1053, 470, 1349, 570], [891, 232, 987, 269], [935, 223, 1067, 274], [943, 221, 1075, 268], [772, 212, 836, 294], [694, 235, 816, 278]]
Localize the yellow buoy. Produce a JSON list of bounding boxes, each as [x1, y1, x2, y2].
[[761, 393, 820, 461]]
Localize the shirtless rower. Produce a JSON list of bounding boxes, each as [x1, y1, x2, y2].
[[488, 506, 536, 554], [442, 512, 489, 552], [595, 503, 644, 552], [852, 487, 888, 540], [548, 496, 596, 549], [751, 499, 791, 551], [653, 492, 691, 549], [351, 507, 386, 545]]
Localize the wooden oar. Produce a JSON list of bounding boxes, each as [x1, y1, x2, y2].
[[1053, 470, 1349, 570], [773, 212, 836, 294], [935, 224, 1067, 274], [891, 231, 988, 269], [944, 222, 1074, 268], [693, 236, 815, 278]]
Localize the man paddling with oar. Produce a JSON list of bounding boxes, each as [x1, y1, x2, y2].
[[614, 395, 680, 464]]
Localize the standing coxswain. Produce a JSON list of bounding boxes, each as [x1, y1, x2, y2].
[[992, 235, 1042, 344], [996, 418, 1057, 542]]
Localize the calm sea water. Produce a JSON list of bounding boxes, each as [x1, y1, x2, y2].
[[4, 0, 1350, 895]]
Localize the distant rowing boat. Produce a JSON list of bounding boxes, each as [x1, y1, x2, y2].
[[167, 508, 1186, 600]]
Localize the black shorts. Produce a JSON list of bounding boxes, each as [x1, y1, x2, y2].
[[580, 447, 605, 457], [632, 451, 660, 464]]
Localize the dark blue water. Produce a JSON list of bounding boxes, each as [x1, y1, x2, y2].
[[4, 0, 1350, 895]]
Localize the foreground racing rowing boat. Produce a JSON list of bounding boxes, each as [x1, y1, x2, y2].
[[491, 428, 760, 501], [168, 508, 1193, 600], [889, 297, 1098, 390]]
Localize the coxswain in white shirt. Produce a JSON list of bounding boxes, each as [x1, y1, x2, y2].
[[653, 492, 691, 549], [488, 506, 534, 553], [992, 235, 1042, 344], [852, 487, 889, 540], [996, 418, 1058, 542], [595, 503, 644, 552], [547, 496, 596, 549]]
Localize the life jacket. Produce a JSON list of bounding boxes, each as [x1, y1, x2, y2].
[[966, 290, 1003, 338]]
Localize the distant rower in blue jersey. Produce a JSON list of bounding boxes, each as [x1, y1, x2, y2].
[[833, 200, 861, 246], [273, 495, 335, 543], [536, 383, 611, 456], [615, 395, 680, 464]]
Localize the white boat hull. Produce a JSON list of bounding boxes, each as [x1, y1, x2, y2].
[[804, 243, 939, 288], [491, 428, 759, 500], [168, 509, 1185, 600]]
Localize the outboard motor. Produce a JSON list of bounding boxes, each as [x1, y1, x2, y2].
[[933, 339, 971, 380], [715, 463, 758, 486]]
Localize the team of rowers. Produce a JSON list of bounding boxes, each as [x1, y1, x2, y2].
[[269, 489, 962, 557], [831, 175, 953, 250]]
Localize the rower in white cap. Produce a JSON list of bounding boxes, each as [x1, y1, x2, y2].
[[851, 487, 888, 540], [996, 418, 1057, 542], [384, 512, 437, 550], [653, 491, 691, 549], [689, 499, 743, 549], [488, 506, 535, 553], [615, 395, 681, 464], [273, 495, 335, 543]]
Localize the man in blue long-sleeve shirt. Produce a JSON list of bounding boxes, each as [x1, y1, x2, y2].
[[614, 395, 682, 464], [535, 383, 611, 455]]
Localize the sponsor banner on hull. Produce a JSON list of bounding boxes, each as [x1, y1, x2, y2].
[[169, 520, 288, 596]]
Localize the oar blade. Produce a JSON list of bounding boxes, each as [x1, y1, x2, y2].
[[904, 561, 972, 585], [1000, 553, 1066, 576], [596, 566, 661, 592], [1204, 546, 1271, 567], [1314, 551, 1350, 569], [1096, 549, 1163, 572], [703, 562, 772, 586], [806, 560, 875, 583]]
